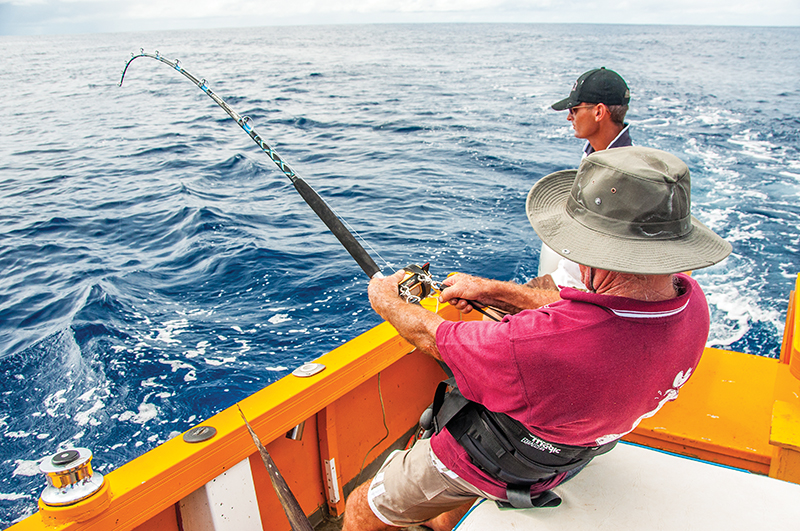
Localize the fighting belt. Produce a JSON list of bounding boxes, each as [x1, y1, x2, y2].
[[428, 378, 616, 508]]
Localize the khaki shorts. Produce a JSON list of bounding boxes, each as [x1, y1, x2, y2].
[[366, 438, 501, 527]]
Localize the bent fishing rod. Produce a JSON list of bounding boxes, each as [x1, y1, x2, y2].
[[118, 50, 501, 315], [120, 50, 383, 281]]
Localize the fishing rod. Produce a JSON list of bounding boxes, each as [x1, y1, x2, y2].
[[118, 50, 502, 315], [119, 49, 385, 280]]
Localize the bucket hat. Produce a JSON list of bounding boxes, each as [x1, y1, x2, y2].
[[551, 67, 630, 111], [526, 146, 731, 274]]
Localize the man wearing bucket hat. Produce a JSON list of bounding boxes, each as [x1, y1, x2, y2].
[[342, 147, 730, 531], [534, 67, 634, 295]]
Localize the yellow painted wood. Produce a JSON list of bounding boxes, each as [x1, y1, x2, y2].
[[769, 445, 800, 484], [769, 389, 800, 485], [626, 347, 779, 473], [779, 289, 795, 365], [770, 400, 800, 452], [773, 362, 800, 411], [768, 356, 800, 485], [790, 274, 800, 379]]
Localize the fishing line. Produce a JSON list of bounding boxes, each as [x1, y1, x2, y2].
[[119, 49, 393, 278], [118, 50, 501, 319], [117, 50, 500, 524], [330, 205, 397, 275]]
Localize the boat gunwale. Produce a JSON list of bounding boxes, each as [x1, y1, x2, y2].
[[17, 301, 462, 530]]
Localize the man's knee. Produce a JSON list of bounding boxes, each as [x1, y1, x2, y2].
[[343, 481, 392, 531]]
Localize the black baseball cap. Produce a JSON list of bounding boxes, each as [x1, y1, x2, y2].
[[551, 67, 630, 111]]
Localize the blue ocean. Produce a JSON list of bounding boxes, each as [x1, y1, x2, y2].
[[1, 23, 798, 526]]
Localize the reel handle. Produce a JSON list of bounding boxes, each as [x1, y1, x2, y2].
[[398, 263, 434, 304]]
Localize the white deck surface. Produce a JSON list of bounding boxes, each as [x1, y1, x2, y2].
[[455, 442, 800, 530]]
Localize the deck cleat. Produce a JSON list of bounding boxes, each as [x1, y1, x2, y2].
[[38, 448, 105, 507]]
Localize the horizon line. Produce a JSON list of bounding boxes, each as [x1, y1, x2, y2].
[[2, 19, 799, 38]]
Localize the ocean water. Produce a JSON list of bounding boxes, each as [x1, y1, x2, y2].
[[1, 23, 799, 525]]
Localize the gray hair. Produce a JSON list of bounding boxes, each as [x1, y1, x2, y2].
[[607, 104, 629, 126]]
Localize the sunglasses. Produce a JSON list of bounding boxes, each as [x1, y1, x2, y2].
[[568, 104, 596, 116]]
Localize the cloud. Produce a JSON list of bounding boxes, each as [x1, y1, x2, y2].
[[0, 0, 798, 36]]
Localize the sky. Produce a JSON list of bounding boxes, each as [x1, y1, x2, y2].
[[0, 0, 799, 36]]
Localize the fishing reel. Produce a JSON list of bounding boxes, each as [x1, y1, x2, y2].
[[399, 265, 507, 321], [398, 263, 439, 304]]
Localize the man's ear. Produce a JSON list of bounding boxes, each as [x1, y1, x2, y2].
[[593, 103, 609, 122]]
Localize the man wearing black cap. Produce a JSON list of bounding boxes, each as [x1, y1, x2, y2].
[[536, 67, 633, 290], [552, 66, 632, 157]]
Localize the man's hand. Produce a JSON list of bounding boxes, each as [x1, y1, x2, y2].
[[367, 269, 444, 360], [438, 273, 488, 314], [368, 270, 406, 321]]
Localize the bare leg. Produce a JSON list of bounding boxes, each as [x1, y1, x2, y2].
[[423, 499, 476, 531], [342, 482, 475, 531], [342, 482, 398, 531]]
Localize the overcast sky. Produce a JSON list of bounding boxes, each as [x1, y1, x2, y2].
[[1, 0, 799, 36]]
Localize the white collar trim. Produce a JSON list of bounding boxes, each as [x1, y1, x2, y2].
[[610, 299, 690, 319]]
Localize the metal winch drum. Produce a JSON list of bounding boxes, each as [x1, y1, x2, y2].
[[38, 447, 105, 507]]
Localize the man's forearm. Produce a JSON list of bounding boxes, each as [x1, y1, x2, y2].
[[448, 276, 561, 314], [375, 297, 444, 359]]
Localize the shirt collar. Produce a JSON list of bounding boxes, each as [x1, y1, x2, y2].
[[560, 273, 694, 319], [582, 124, 632, 158]]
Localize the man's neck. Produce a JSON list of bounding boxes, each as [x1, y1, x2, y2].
[[583, 268, 678, 302], [587, 123, 625, 153]]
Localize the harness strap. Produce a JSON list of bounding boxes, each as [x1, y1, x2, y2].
[[432, 378, 469, 434], [504, 486, 562, 509]]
